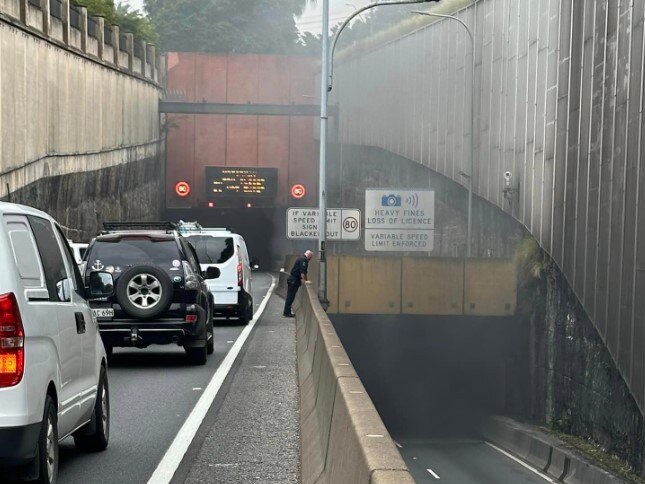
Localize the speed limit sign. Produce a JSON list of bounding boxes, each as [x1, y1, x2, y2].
[[343, 216, 359, 233]]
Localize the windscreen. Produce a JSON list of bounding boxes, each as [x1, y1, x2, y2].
[[88, 239, 180, 266], [186, 236, 234, 264]]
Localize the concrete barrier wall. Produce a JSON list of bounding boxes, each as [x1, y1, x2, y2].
[[295, 283, 413, 484], [280, 255, 517, 316], [0, 0, 162, 199]]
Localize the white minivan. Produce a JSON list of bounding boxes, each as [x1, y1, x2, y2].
[[0, 202, 113, 484], [179, 223, 254, 324]]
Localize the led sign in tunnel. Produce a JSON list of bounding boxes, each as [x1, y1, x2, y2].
[[175, 181, 191, 197]]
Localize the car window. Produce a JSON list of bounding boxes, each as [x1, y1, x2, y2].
[[56, 226, 85, 296], [5, 218, 44, 287], [186, 236, 235, 264], [87, 238, 181, 267], [28, 216, 69, 302]]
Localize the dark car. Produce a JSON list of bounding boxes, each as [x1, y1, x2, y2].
[[82, 223, 219, 365]]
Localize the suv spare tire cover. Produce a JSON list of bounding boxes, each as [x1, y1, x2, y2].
[[115, 265, 174, 320]]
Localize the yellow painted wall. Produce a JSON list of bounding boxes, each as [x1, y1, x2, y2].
[[464, 259, 517, 316], [402, 258, 464, 315], [338, 256, 402, 314]]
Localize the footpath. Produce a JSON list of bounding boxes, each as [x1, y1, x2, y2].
[[170, 293, 300, 484]]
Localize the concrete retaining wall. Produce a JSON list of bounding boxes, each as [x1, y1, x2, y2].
[[0, 0, 163, 231], [293, 282, 413, 484]]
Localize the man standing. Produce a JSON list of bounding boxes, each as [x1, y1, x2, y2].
[[283, 250, 314, 317]]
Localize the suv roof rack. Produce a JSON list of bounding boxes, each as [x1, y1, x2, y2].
[[176, 221, 236, 234], [101, 222, 178, 235]]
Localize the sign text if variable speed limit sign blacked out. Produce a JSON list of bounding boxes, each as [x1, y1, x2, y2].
[[287, 208, 361, 240]]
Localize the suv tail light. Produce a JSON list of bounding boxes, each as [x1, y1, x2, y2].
[[0, 293, 25, 388], [237, 249, 243, 288]]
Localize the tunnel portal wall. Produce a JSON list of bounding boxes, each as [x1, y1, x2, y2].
[[333, 0, 645, 422], [0, 1, 163, 237]]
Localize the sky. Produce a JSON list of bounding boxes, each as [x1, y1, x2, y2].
[[120, 0, 372, 35]]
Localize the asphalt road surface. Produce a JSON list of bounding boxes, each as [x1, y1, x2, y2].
[[398, 439, 554, 484], [57, 273, 273, 484]]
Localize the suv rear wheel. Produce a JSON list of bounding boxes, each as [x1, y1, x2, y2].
[[115, 265, 173, 320], [186, 341, 208, 365]]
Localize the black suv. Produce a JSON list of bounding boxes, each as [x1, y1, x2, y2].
[[82, 222, 220, 365]]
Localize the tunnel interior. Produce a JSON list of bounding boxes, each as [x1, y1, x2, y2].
[[331, 314, 530, 439]]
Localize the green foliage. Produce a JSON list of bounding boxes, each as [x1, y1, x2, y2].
[[72, 0, 158, 43], [514, 237, 552, 281], [144, 0, 314, 54]]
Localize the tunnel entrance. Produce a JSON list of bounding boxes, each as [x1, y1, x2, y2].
[[331, 314, 530, 439]]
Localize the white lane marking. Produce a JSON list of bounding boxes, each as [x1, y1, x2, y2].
[[192, 388, 202, 391], [227, 341, 234, 344], [485, 442, 557, 483], [394, 441, 402, 448], [427, 468, 440, 479], [147, 276, 276, 484]]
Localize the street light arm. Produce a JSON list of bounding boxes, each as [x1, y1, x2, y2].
[[410, 11, 473, 43], [328, 0, 439, 92]]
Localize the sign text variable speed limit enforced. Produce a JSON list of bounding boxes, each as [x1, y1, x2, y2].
[[365, 189, 435, 251], [287, 208, 361, 240]]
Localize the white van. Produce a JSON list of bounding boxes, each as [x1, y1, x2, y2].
[[0, 203, 113, 483], [179, 223, 253, 324]]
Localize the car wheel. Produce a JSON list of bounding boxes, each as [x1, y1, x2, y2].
[[186, 341, 208, 365], [206, 315, 214, 355], [239, 296, 253, 326], [115, 265, 173, 320], [73, 367, 110, 452], [35, 395, 58, 484]]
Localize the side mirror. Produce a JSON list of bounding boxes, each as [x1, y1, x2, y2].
[[88, 272, 114, 299], [56, 278, 72, 302], [205, 267, 221, 280]]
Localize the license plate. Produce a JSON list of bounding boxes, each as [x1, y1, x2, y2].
[[92, 308, 114, 319]]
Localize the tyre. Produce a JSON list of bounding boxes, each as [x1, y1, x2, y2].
[[239, 295, 253, 326], [206, 314, 214, 355], [186, 342, 208, 365], [35, 395, 58, 484], [115, 265, 173, 320], [74, 367, 110, 452]]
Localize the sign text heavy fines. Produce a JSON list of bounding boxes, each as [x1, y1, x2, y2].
[[365, 190, 435, 251]]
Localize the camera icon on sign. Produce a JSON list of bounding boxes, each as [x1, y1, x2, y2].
[[381, 194, 402, 207]]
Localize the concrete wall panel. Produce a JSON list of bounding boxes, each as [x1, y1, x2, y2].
[[464, 259, 517, 316], [338, 256, 401, 314], [401, 258, 464, 315]]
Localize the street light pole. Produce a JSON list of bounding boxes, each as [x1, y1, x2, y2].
[[318, 0, 330, 308], [412, 11, 475, 257], [318, 0, 439, 307]]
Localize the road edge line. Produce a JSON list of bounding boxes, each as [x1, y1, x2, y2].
[[147, 275, 277, 484], [485, 441, 557, 483]]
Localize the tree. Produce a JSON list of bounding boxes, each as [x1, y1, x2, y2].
[[144, 0, 315, 54], [72, 0, 158, 42]]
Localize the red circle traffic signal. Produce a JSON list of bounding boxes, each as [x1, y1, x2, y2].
[[175, 181, 191, 197], [291, 184, 306, 199]]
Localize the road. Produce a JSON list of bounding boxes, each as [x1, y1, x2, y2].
[[398, 439, 554, 484], [57, 273, 273, 484]]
